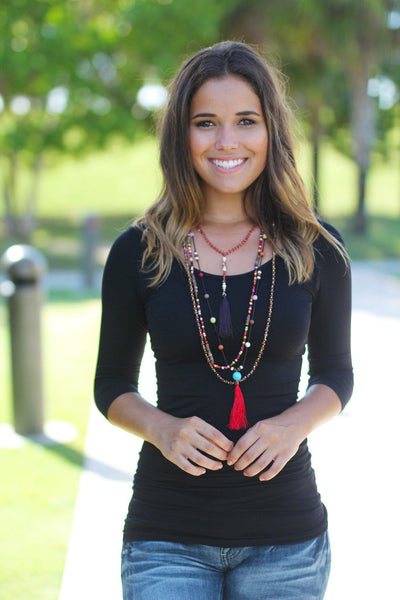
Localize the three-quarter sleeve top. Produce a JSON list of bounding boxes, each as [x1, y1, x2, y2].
[[94, 221, 353, 547]]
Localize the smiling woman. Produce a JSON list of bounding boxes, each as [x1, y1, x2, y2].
[[94, 41, 353, 600]]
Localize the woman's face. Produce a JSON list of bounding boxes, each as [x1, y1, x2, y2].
[[189, 75, 268, 203]]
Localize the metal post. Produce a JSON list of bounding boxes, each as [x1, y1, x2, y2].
[[1, 245, 47, 436]]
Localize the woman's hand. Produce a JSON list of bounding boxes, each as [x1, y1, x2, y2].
[[153, 414, 234, 476], [226, 416, 305, 481]]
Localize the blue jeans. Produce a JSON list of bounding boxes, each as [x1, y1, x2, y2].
[[121, 531, 331, 600]]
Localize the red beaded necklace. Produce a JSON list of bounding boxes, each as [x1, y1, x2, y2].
[[198, 224, 256, 257], [197, 225, 256, 338], [184, 230, 276, 429]]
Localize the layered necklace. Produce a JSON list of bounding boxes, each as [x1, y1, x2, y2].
[[197, 224, 256, 338], [183, 227, 276, 430]]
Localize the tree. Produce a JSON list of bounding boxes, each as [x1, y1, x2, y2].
[[307, 0, 394, 232]]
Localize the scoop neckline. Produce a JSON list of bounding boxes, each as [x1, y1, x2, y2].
[[193, 256, 274, 279]]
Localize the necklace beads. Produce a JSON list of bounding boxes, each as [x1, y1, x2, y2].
[[189, 232, 263, 371], [183, 231, 275, 385], [198, 224, 256, 259], [197, 225, 256, 333]]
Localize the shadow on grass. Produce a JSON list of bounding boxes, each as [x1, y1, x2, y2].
[[27, 436, 132, 482], [0, 214, 137, 271], [46, 289, 101, 303]]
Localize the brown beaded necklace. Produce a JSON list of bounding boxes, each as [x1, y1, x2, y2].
[[183, 230, 276, 429]]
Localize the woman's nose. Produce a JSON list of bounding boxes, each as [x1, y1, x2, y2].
[[215, 125, 239, 151]]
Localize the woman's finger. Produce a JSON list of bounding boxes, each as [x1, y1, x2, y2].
[[196, 419, 234, 454], [193, 432, 232, 461], [233, 439, 274, 473], [188, 448, 224, 471], [226, 429, 259, 465], [242, 447, 276, 477], [259, 455, 288, 481], [176, 455, 207, 476]]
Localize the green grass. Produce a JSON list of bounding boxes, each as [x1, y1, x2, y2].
[[0, 294, 101, 600], [330, 215, 400, 260], [297, 138, 400, 219], [39, 136, 162, 219]]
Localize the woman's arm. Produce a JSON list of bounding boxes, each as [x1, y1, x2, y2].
[[95, 228, 233, 475], [94, 229, 148, 417]]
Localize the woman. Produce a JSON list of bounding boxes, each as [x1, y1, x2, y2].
[[94, 41, 353, 600]]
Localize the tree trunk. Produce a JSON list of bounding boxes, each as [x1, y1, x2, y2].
[[2, 154, 18, 237], [2, 152, 43, 241], [312, 126, 320, 214], [353, 166, 368, 233], [349, 68, 376, 234], [21, 152, 43, 241], [308, 103, 323, 214]]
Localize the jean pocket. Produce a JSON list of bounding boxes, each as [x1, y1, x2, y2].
[[121, 541, 138, 558]]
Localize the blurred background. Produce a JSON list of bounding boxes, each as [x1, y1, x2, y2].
[[1, 1, 399, 598]]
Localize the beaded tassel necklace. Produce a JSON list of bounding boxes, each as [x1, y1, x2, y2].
[[197, 224, 256, 338], [183, 230, 276, 430]]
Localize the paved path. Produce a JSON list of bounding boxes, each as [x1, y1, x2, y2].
[[59, 261, 400, 600]]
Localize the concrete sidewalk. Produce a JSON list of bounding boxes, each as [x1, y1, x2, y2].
[[59, 261, 400, 600], [59, 345, 157, 600]]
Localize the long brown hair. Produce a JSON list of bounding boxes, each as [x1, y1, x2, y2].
[[136, 41, 348, 285]]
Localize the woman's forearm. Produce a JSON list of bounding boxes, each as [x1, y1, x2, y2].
[[273, 383, 342, 442], [107, 392, 173, 447]]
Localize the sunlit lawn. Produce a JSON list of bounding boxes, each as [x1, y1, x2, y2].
[[0, 293, 101, 600], [39, 136, 162, 220]]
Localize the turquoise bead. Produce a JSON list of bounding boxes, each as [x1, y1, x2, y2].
[[232, 371, 242, 381]]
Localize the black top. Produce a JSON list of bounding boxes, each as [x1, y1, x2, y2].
[[94, 222, 353, 546]]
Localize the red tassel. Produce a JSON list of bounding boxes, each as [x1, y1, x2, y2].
[[229, 382, 249, 430]]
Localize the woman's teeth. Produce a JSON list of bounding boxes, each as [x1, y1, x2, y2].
[[211, 158, 245, 170]]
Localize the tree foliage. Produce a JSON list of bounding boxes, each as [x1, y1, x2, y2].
[[0, 0, 398, 237]]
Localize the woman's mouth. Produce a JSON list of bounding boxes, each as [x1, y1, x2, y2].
[[209, 158, 247, 172]]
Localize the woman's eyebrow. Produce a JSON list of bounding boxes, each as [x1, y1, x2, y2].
[[236, 110, 261, 116], [190, 112, 216, 119], [190, 110, 261, 120]]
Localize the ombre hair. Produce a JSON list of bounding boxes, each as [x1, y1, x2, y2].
[[136, 40, 348, 285]]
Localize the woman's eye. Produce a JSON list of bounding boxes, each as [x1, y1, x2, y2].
[[239, 118, 255, 126], [195, 120, 214, 128]]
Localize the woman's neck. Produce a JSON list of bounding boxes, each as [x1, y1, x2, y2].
[[200, 195, 254, 232]]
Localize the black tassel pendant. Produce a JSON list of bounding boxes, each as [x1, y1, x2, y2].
[[218, 294, 233, 337]]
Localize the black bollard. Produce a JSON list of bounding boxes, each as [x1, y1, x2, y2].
[[1, 245, 47, 436]]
